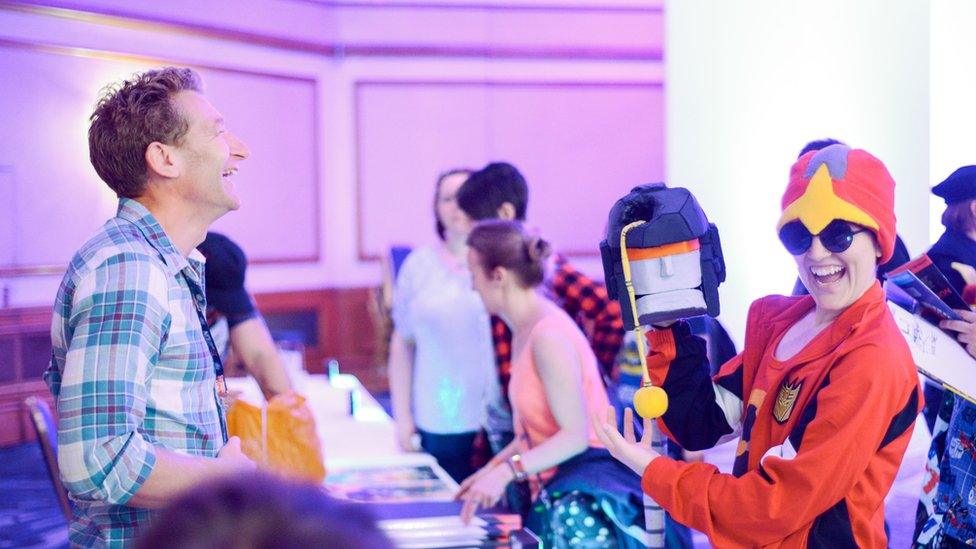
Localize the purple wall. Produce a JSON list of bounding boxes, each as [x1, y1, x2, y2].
[[356, 80, 665, 259], [0, 0, 665, 306]]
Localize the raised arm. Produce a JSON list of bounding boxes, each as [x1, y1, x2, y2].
[[645, 321, 743, 450], [229, 315, 292, 400]]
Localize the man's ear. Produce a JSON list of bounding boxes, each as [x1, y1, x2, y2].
[[490, 265, 506, 282], [145, 142, 180, 179], [496, 202, 517, 221]]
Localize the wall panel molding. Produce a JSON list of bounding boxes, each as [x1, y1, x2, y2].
[[0, 36, 321, 277], [0, 0, 663, 61], [354, 78, 666, 262], [0, 287, 382, 446], [292, 0, 663, 14]]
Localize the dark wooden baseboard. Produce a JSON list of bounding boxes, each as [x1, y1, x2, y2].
[[0, 381, 53, 446], [253, 286, 386, 393]]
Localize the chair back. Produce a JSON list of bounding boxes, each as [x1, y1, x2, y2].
[[389, 245, 413, 280], [24, 396, 72, 521]]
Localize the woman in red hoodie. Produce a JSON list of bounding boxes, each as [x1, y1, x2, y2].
[[595, 144, 922, 548]]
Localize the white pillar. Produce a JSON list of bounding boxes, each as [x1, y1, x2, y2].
[[666, 1, 930, 341]]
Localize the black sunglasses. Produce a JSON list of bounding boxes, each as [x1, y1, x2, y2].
[[778, 219, 868, 255]]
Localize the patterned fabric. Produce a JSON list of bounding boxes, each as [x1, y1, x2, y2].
[[521, 448, 648, 549], [915, 230, 976, 547], [490, 255, 625, 404], [547, 492, 617, 548], [549, 256, 625, 375], [916, 393, 976, 547], [45, 198, 226, 548], [490, 317, 514, 409]]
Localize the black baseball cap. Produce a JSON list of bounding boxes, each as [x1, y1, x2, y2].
[[933, 165, 976, 204], [197, 232, 255, 317]]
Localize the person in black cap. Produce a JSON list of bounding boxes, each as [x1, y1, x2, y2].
[[199, 232, 292, 400], [928, 165, 976, 291], [914, 166, 976, 547], [919, 166, 976, 431]]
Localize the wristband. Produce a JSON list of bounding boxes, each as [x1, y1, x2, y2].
[[504, 459, 518, 481], [507, 454, 528, 483]]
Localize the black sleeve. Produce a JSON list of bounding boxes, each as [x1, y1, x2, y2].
[[654, 321, 741, 451]]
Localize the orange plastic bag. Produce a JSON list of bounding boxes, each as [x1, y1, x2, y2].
[[226, 392, 326, 482]]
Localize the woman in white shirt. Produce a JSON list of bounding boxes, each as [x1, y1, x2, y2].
[[387, 169, 500, 482]]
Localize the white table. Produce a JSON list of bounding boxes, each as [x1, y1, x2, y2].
[[225, 372, 403, 464]]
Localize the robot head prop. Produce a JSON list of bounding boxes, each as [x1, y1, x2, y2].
[[600, 183, 726, 329]]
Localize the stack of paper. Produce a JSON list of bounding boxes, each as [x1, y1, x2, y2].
[[379, 516, 490, 548]]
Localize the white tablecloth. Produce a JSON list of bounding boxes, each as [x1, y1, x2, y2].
[[225, 372, 403, 464]]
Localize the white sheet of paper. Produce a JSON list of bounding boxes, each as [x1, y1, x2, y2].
[[888, 301, 976, 403]]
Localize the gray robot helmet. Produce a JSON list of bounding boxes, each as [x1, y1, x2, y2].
[[600, 183, 726, 329]]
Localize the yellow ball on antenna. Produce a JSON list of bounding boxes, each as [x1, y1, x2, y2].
[[633, 385, 668, 419]]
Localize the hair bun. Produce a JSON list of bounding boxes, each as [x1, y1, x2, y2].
[[526, 236, 552, 264]]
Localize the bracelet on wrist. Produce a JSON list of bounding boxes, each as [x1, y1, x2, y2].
[[508, 459, 518, 481], [507, 454, 528, 483]]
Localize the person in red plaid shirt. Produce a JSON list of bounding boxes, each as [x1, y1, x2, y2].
[[456, 162, 625, 452]]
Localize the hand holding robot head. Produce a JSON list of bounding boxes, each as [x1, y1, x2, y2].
[[600, 183, 726, 329]]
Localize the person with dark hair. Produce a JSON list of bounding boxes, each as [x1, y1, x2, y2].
[[456, 162, 625, 453], [198, 232, 291, 401], [594, 145, 921, 547], [928, 166, 976, 291], [455, 162, 529, 222], [45, 67, 256, 546], [797, 137, 845, 158], [387, 169, 501, 482], [136, 471, 393, 549], [914, 166, 976, 547], [458, 220, 646, 547]]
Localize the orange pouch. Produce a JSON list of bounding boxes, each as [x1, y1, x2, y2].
[[226, 392, 326, 482]]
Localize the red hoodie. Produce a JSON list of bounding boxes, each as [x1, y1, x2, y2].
[[640, 283, 921, 548]]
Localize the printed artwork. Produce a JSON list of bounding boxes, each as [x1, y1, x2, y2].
[[326, 464, 456, 503]]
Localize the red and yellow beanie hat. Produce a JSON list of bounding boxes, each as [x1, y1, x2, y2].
[[777, 144, 897, 263]]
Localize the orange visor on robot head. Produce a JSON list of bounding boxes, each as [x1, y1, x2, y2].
[[626, 239, 700, 261]]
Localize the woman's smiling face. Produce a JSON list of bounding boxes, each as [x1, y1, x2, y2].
[[793, 222, 880, 321]]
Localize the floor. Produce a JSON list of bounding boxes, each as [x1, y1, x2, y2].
[[0, 443, 69, 549]]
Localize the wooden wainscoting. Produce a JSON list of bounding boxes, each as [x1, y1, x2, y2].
[[0, 306, 56, 446], [0, 286, 382, 447], [253, 286, 386, 393]]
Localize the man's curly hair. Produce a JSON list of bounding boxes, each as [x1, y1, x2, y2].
[[88, 67, 202, 198]]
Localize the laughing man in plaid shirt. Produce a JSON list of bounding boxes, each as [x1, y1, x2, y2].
[[45, 67, 256, 547], [456, 163, 625, 451]]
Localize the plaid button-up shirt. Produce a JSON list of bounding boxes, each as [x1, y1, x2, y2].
[[46, 198, 226, 548]]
